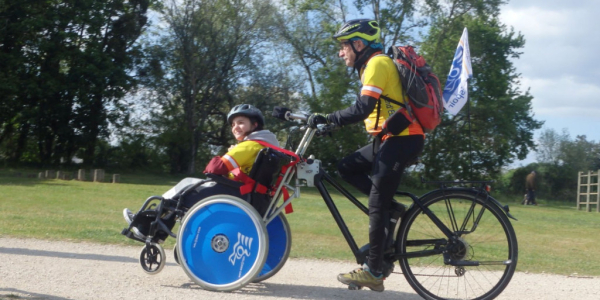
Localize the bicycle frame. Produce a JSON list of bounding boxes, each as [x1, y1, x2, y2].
[[264, 112, 516, 266]]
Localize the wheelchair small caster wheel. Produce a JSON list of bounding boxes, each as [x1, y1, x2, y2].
[[139, 242, 166, 275], [348, 283, 363, 290]]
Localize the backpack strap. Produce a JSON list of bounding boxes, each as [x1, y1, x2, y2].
[[375, 95, 407, 137], [251, 140, 301, 163], [379, 94, 406, 108], [364, 54, 412, 134], [373, 96, 381, 131], [231, 168, 259, 195]]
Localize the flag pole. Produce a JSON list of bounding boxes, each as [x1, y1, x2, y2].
[[467, 85, 473, 178]]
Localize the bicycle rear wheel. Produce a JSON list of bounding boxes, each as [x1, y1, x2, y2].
[[397, 189, 518, 300]]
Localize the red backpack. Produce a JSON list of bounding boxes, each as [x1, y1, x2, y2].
[[379, 45, 443, 134]]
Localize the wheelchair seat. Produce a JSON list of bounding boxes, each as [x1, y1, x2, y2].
[[246, 147, 293, 215], [248, 147, 292, 190], [200, 147, 291, 216]]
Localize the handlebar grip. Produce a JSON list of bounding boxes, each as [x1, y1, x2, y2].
[[272, 106, 291, 121], [271, 107, 308, 121], [287, 112, 307, 121]]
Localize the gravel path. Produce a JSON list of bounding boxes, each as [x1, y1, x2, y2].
[[1, 237, 599, 300]]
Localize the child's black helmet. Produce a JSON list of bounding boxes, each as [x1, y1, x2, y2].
[[227, 104, 265, 126]]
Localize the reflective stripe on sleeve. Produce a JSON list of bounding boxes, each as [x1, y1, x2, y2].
[[361, 85, 383, 98], [222, 154, 239, 171]]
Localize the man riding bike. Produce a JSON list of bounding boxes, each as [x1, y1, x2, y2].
[[307, 19, 424, 292]]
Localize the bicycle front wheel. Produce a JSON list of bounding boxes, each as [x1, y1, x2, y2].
[[397, 189, 518, 300]]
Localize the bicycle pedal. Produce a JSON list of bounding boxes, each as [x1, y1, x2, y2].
[[347, 283, 363, 290]]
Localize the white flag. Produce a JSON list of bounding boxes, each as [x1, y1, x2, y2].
[[443, 28, 472, 115]]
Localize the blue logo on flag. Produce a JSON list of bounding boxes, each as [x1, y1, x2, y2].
[[443, 46, 464, 104]]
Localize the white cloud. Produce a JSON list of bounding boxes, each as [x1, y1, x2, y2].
[[501, 6, 600, 81], [499, 0, 600, 151], [523, 76, 600, 118], [501, 8, 567, 38]]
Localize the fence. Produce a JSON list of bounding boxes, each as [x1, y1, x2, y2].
[[577, 170, 599, 212], [34, 169, 120, 183]]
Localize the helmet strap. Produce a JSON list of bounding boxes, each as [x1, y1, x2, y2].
[[351, 40, 378, 73]]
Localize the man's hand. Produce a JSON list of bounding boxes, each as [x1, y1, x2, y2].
[[307, 113, 329, 128]]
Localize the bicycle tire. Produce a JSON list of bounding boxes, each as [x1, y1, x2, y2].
[[397, 188, 518, 300]]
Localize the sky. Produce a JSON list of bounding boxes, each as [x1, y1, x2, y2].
[[499, 0, 600, 165]]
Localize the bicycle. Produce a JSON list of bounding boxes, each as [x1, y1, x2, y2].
[[122, 109, 518, 300]]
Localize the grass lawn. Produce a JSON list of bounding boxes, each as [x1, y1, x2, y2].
[[1, 169, 599, 276]]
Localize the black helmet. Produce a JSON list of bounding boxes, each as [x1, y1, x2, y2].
[[333, 19, 380, 43], [227, 104, 265, 127]]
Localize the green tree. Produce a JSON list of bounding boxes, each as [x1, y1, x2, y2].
[[557, 135, 599, 174], [0, 0, 150, 166], [137, 0, 285, 174], [536, 128, 570, 164], [270, 1, 369, 171]]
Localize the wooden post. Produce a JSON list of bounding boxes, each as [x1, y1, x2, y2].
[[596, 170, 599, 212], [112, 174, 120, 183], [577, 171, 582, 210], [595, 170, 599, 213], [93, 169, 105, 182], [586, 171, 591, 212], [38, 172, 44, 179], [56, 171, 63, 180], [45, 170, 54, 179], [77, 169, 86, 181]]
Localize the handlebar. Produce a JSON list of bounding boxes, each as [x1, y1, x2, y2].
[[272, 106, 336, 135], [288, 112, 336, 136], [285, 111, 308, 121], [272, 106, 339, 157]]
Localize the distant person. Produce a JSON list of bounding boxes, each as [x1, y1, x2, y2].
[[525, 171, 537, 205]]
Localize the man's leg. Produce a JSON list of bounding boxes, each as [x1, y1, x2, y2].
[[338, 135, 423, 291], [337, 144, 376, 195], [366, 136, 423, 275], [530, 190, 537, 205]]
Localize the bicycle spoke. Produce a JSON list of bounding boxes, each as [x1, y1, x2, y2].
[[444, 197, 459, 233]]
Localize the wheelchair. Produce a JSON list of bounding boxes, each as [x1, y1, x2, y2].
[[122, 147, 298, 291]]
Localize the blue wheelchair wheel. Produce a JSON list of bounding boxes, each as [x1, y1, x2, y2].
[[177, 195, 268, 291], [253, 213, 291, 283]]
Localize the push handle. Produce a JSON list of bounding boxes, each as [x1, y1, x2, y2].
[[272, 106, 308, 121]]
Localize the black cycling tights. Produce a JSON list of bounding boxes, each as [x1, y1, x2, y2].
[[338, 135, 424, 275]]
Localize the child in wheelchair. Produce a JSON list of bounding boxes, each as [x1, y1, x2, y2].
[[122, 104, 282, 244]]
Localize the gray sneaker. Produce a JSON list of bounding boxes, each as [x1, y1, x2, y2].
[[122, 208, 145, 239], [337, 267, 384, 292]]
